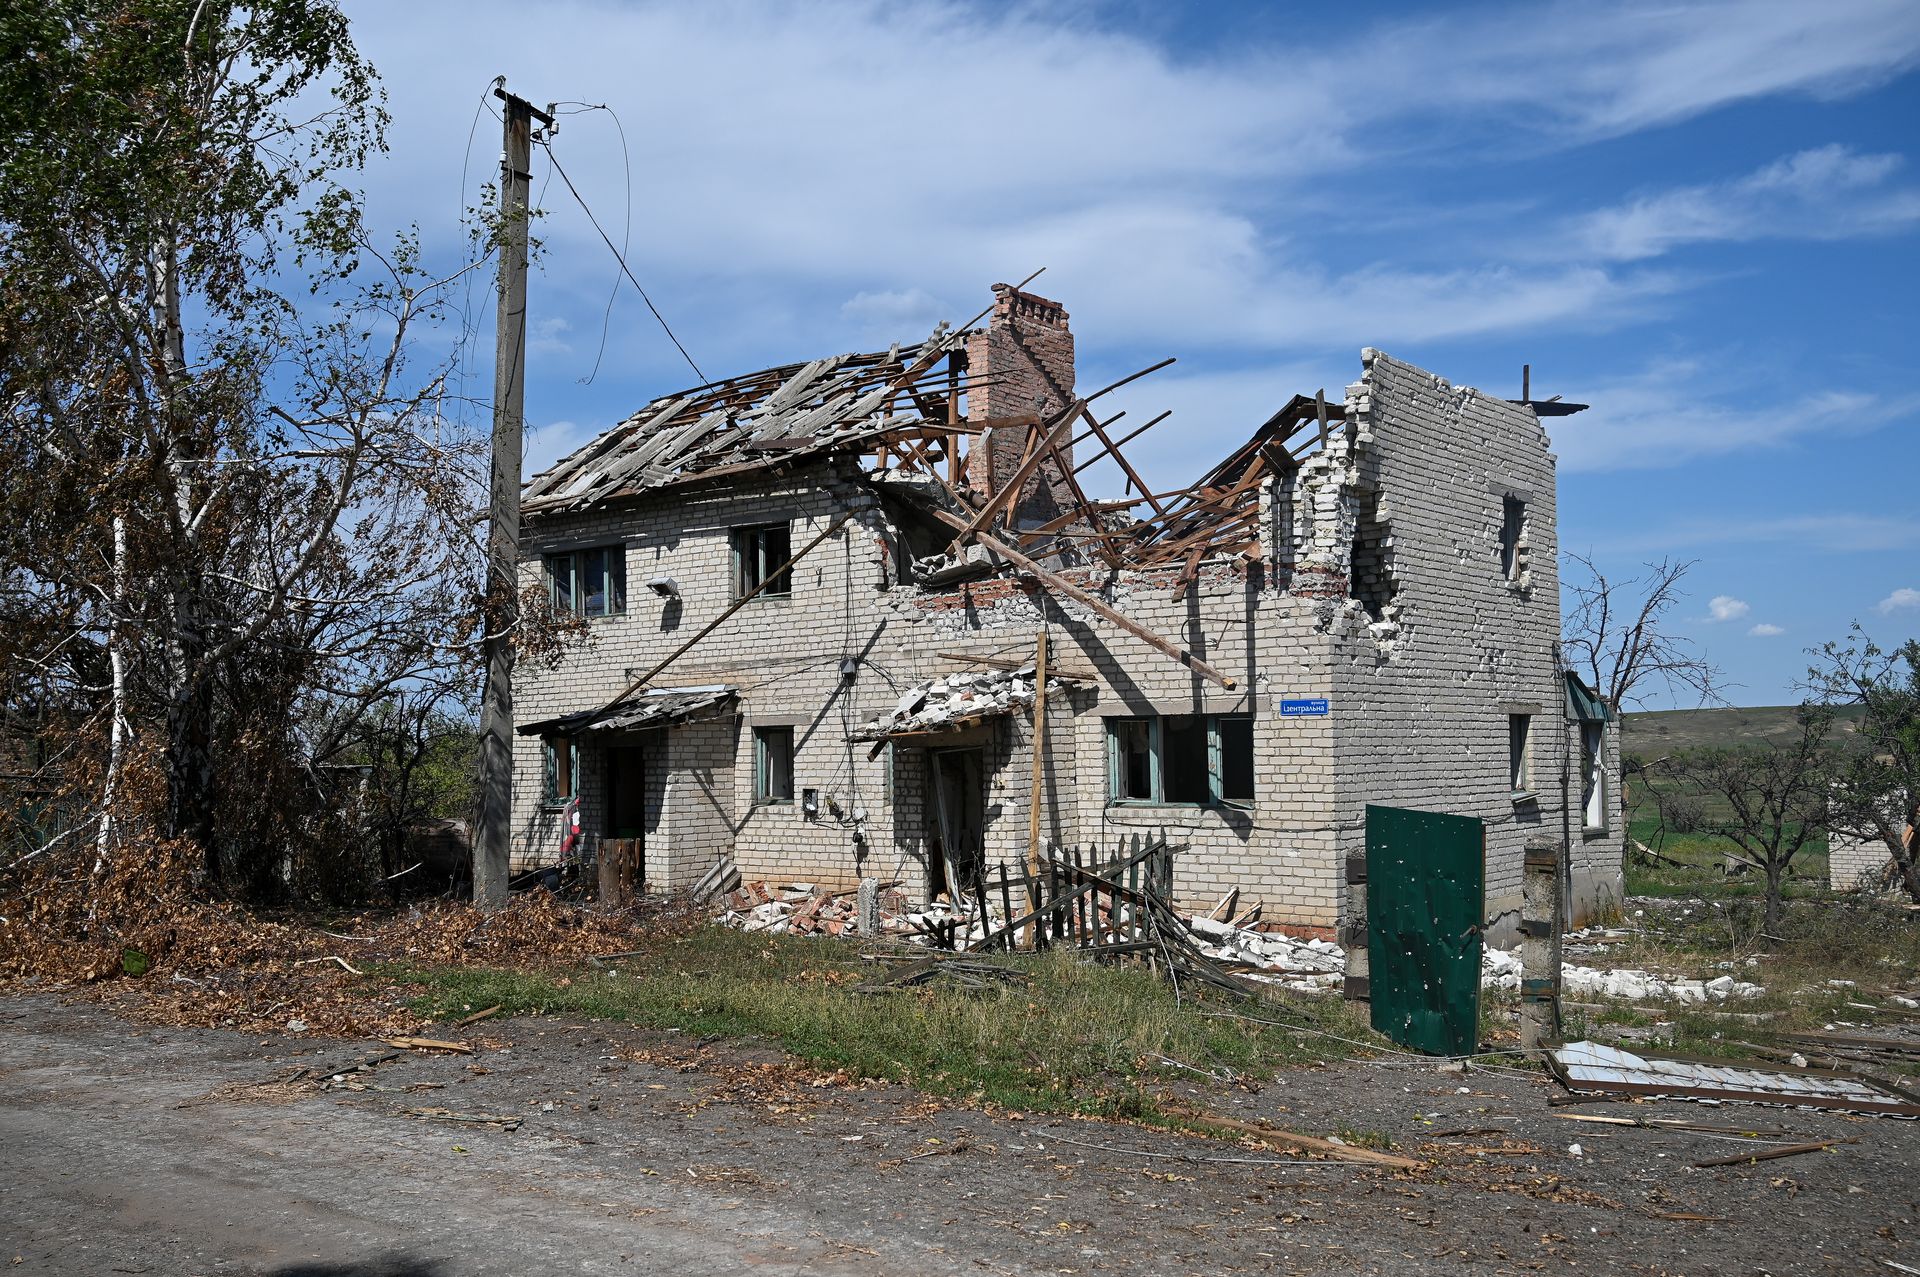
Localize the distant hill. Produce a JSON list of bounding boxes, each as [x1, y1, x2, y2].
[[1621, 703, 1867, 758]]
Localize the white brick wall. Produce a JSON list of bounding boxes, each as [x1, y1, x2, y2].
[[507, 350, 1622, 935]]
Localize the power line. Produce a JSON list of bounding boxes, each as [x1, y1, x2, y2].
[[539, 139, 706, 386]]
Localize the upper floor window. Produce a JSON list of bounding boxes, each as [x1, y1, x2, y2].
[[1107, 714, 1254, 807], [1499, 496, 1526, 582], [733, 522, 793, 598], [547, 545, 627, 618], [1509, 712, 1534, 799]]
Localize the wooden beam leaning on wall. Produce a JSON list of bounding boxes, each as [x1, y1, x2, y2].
[[1024, 629, 1050, 950], [589, 512, 854, 715], [921, 506, 1237, 690]]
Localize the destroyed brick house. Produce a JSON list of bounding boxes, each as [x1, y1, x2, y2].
[[510, 283, 1623, 942]]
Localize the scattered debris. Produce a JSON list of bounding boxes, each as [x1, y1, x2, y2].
[[404, 1106, 522, 1131], [1483, 948, 1763, 1003], [1183, 1113, 1422, 1171], [453, 1005, 503, 1028]]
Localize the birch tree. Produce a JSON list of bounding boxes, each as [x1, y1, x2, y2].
[[0, 1, 502, 894]]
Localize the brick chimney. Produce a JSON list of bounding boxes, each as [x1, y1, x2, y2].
[[965, 284, 1076, 524]]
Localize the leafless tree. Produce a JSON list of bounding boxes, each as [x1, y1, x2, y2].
[[1562, 552, 1727, 713]]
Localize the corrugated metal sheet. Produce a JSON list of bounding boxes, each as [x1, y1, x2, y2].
[[1551, 1040, 1920, 1116]]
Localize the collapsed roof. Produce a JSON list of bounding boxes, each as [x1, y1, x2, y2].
[[523, 329, 974, 516]]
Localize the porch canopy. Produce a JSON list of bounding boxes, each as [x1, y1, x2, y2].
[[518, 685, 737, 737]]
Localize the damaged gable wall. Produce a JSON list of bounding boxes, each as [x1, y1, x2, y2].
[[1326, 349, 1571, 941]]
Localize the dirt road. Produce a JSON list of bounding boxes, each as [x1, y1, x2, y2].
[[2, 993, 1915, 1275]]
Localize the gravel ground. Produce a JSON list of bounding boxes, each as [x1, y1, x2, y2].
[[2, 993, 1917, 1276]]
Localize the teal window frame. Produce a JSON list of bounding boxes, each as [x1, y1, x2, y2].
[[1105, 714, 1254, 808], [753, 726, 795, 805], [541, 735, 579, 808], [546, 544, 626, 618]]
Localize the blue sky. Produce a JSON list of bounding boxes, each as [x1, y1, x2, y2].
[[340, 0, 1920, 708]]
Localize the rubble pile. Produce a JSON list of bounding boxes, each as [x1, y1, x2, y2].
[[1481, 947, 1764, 1002], [721, 881, 910, 937], [857, 666, 1041, 738], [1183, 914, 1346, 993]]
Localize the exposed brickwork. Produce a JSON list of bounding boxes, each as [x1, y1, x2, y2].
[[964, 284, 1079, 538]]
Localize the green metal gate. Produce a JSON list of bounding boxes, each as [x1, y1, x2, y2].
[[1365, 804, 1485, 1056]]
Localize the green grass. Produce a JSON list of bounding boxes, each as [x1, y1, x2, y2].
[[393, 925, 1385, 1121]]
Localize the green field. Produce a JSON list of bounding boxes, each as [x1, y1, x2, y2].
[[1621, 702, 1866, 756]]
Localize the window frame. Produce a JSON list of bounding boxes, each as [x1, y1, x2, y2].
[[1498, 495, 1526, 582], [1105, 714, 1254, 809], [1580, 721, 1608, 832], [545, 544, 627, 619], [1508, 712, 1534, 801], [732, 522, 794, 600], [753, 725, 795, 806], [541, 735, 579, 808]]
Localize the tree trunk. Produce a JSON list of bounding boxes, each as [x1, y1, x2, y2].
[[1893, 816, 1920, 903], [163, 663, 217, 880], [1763, 861, 1785, 936]]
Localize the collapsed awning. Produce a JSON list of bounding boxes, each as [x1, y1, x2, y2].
[[851, 665, 1084, 746], [518, 686, 736, 737], [1564, 671, 1612, 723]]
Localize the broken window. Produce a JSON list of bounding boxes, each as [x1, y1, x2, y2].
[[1509, 713, 1533, 798], [1349, 487, 1395, 621], [546, 545, 626, 618], [1106, 715, 1254, 807], [1499, 495, 1526, 582], [753, 726, 794, 804], [733, 522, 793, 598], [1581, 722, 1607, 831], [1112, 718, 1155, 801], [541, 736, 577, 807]]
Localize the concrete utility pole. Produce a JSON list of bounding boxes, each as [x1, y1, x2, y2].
[[475, 84, 554, 910]]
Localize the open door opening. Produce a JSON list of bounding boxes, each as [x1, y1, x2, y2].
[[603, 745, 647, 893], [926, 746, 985, 903]]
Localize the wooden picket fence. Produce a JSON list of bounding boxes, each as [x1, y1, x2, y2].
[[915, 832, 1172, 954], [905, 832, 1256, 998]]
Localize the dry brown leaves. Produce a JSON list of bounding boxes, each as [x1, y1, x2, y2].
[[1, 845, 696, 1039]]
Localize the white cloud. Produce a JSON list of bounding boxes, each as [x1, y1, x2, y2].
[[1358, 1, 1920, 139], [1545, 358, 1920, 473], [328, 0, 1920, 390], [1708, 595, 1751, 622], [1748, 622, 1785, 637], [1564, 145, 1920, 262], [1606, 512, 1920, 554], [1877, 587, 1920, 614]]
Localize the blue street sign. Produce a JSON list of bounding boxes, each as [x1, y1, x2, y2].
[[1280, 697, 1330, 717]]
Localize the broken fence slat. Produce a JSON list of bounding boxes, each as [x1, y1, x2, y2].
[[1691, 1137, 1857, 1169]]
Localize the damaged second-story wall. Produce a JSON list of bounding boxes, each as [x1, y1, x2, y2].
[[1318, 349, 1573, 942]]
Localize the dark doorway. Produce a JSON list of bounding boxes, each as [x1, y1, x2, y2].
[[604, 746, 647, 842], [927, 747, 986, 902]]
